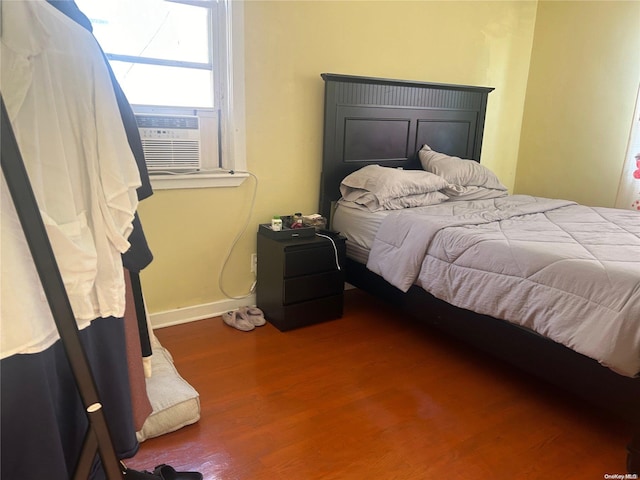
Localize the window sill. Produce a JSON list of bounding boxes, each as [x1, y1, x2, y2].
[[149, 171, 249, 190]]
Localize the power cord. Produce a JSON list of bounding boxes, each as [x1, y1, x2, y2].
[[149, 168, 246, 176], [218, 169, 259, 300], [315, 232, 341, 271]]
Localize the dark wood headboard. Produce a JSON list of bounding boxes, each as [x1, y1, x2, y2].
[[319, 73, 494, 218]]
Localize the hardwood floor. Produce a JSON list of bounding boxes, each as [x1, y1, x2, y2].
[[125, 288, 631, 479]]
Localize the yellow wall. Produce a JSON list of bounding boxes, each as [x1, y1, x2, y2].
[[243, 0, 537, 189], [515, 0, 640, 205], [138, 0, 640, 318], [139, 0, 538, 317]]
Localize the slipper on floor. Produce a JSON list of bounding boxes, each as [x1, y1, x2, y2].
[[222, 309, 254, 331], [153, 464, 203, 480], [241, 306, 266, 327]]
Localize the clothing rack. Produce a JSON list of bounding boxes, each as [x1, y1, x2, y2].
[[1, 96, 124, 480]]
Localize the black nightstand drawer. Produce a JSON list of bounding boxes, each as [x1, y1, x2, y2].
[[284, 244, 339, 277], [257, 230, 346, 331], [267, 294, 344, 332], [283, 270, 344, 304]]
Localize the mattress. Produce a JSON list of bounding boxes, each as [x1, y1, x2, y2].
[[334, 196, 640, 377], [332, 200, 388, 258]]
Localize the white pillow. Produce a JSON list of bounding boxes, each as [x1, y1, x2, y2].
[[418, 145, 507, 191], [340, 165, 449, 211], [136, 342, 200, 442]]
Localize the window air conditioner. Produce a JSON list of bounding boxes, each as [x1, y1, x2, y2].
[[135, 114, 201, 172]]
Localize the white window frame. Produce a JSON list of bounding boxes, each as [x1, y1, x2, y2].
[[80, 0, 247, 190], [149, 0, 247, 190]]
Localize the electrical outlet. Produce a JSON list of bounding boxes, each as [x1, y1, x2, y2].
[[251, 253, 257, 273]]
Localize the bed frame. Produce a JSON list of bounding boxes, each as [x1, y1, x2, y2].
[[318, 73, 640, 471]]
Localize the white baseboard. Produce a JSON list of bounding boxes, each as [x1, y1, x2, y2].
[[149, 294, 257, 329]]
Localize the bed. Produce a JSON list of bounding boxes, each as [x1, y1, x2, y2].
[[318, 73, 640, 471]]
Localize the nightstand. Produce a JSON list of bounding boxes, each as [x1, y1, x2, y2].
[[256, 230, 346, 331]]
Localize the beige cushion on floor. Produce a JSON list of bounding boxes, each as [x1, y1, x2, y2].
[[136, 341, 200, 442]]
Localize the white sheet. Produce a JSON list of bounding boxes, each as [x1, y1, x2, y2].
[[342, 196, 640, 377]]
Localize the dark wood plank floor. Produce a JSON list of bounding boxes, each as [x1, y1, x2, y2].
[[125, 288, 631, 479]]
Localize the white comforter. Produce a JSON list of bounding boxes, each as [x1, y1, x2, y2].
[[366, 195, 640, 377]]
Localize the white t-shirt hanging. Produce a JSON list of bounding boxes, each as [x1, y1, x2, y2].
[[0, 1, 141, 358]]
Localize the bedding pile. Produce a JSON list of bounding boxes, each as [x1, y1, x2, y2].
[[366, 195, 640, 377]]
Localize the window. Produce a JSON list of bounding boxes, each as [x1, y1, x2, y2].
[[616, 85, 640, 211], [75, 0, 247, 189]]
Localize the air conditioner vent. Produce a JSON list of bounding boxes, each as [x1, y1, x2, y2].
[[135, 114, 201, 172]]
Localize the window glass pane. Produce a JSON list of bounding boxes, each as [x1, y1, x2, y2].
[[76, 0, 210, 64], [110, 62, 213, 108]]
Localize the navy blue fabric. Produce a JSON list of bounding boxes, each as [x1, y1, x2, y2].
[[0, 317, 138, 480]]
